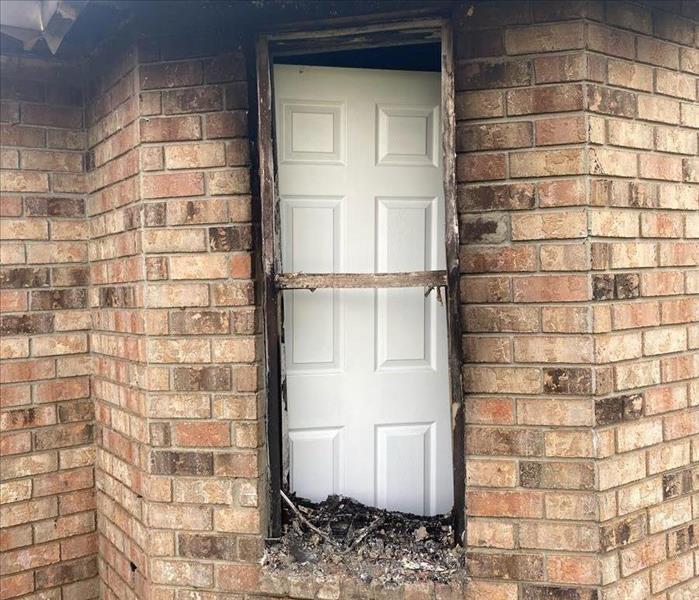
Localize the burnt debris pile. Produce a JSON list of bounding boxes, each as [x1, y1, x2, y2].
[[264, 494, 465, 586]]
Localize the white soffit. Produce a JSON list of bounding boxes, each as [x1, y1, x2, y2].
[[0, 1, 88, 54]]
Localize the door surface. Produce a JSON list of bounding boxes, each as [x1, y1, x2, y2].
[[274, 64, 452, 515]]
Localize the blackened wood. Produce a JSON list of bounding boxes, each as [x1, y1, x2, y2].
[[256, 35, 283, 538], [271, 28, 440, 56], [441, 18, 465, 546], [266, 12, 447, 39], [276, 270, 447, 290]]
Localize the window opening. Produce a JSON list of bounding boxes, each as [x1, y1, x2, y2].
[[256, 20, 464, 548]]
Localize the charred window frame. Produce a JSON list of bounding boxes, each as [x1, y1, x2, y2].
[[255, 15, 464, 543]]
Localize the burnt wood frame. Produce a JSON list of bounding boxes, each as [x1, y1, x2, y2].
[[256, 16, 464, 543]]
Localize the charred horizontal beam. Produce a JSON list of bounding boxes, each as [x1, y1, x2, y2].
[[276, 270, 447, 290], [270, 29, 440, 56]]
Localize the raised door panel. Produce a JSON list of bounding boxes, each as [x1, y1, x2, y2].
[[281, 197, 343, 371], [375, 423, 435, 515], [289, 427, 344, 502], [376, 104, 438, 167], [281, 101, 345, 164], [375, 197, 435, 370]]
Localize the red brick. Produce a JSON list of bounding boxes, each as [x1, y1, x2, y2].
[[637, 37, 680, 69], [608, 59, 653, 92], [535, 116, 585, 145], [538, 179, 586, 207], [457, 122, 532, 151], [511, 211, 586, 240], [465, 397, 515, 425], [507, 84, 583, 115], [141, 116, 202, 142], [0, 171, 49, 193], [216, 563, 260, 592], [0, 124, 45, 148], [513, 275, 589, 302], [173, 421, 231, 447], [639, 154, 683, 182], [463, 306, 539, 335], [142, 172, 204, 199], [0, 572, 34, 599], [163, 87, 223, 114], [457, 59, 532, 91], [460, 246, 536, 273], [456, 90, 504, 120], [22, 104, 82, 128], [505, 22, 584, 55], [656, 70, 696, 101], [467, 490, 543, 518], [510, 149, 585, 178], [533, 54, 585, 83], [587, 24, 635, 59], [205, 112, 247, 139], [0, 431, 31, 455], [638, 95, 680, 124], [456, 153, 506, 182]]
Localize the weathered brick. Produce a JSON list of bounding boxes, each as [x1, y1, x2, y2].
[[178, 534, 237, 560], [507, 84, 583, 115], [461, 246, 536, 273], [457, 60, 532, 91], [173, 366, 231, 391], [459, 183, 535, 211], [608, 59, 653, 92], [142, 172, 205, 198], [0, 267, 51, 291], [466, 427, 544, 457], [141, 115, 202, 142], [534, 54, 585, 83], [22, 104, 82, 128], [505, 22, 584, 55], [543, 367, 592, 395], [163, 87, 223, 114], [457, 122, 532, 151], [510, 149, 585, 178], [520, 461, 594, 490], [639, 154, 683, 182], [637, 37, 679, 69], [638, 95, 680, 124], [514, 337, 592, 365], [466, 552, 544, 581], [512, 211, 586, 240], [587, 23, 634, 58], [514, 275, 588, 303], [467, 490, 543, 519], [140, 61, 202, 89], [455, 90, 504, 119], [164, 142, 225, 169], [150, 450, 213, 476], [522, 585, 597, 600], [535, 116, 585, 146]]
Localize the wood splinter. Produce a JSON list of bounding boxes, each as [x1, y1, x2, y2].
[[280, 490, 338, 545]]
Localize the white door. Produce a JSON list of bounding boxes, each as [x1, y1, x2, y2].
[[275, 64, 452, 515]]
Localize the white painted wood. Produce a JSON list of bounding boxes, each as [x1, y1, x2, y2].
[[275, 64, 452, 515]]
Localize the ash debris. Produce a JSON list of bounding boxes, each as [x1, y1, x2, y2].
[[264, 494, 465, 586]]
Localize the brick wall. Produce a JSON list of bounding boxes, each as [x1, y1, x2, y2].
[[133, 36, 263, 599], [456, 2, 698, 600], [85, 40, 151, 600], [586, 3, 698, 599], [456, 4, 598, 599], [0, 56, 97, 598]]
